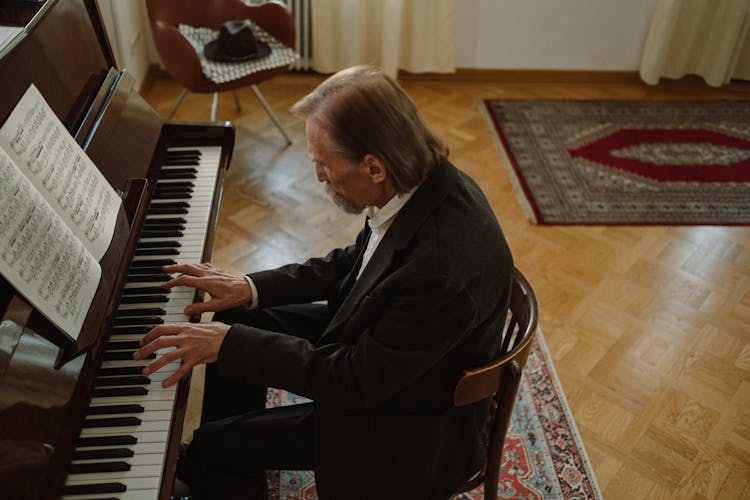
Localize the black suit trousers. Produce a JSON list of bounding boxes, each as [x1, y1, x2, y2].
[[177, 304, 330, 500]]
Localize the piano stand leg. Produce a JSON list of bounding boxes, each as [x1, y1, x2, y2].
[[233, 90, 242, 113]]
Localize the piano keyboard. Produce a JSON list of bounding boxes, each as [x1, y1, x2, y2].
[[62, 146, 223, 500]]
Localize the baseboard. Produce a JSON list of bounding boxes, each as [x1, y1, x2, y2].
[[139, 65, 750, 93], [138, 64, 166, 95], [397, 68, 644, 83]]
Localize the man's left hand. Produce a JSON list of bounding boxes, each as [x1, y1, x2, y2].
[[133, 322, 231, 388]]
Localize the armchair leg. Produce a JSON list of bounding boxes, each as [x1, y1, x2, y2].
[[232, 90, 242, 112], [210, 92, 219, 122], [168, 88, 188, 120], [251, 84, 292, 145]]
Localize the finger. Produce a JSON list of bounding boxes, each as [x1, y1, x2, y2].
[[163, 263, 203, 276], [139, 323, 187, 347], [141, 347, 182, 377], [162, 363, 193, 388], [162, 274, 205, 291], [184, 298, 226, 316]]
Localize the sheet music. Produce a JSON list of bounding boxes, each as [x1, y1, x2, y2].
[[0, 148, 100, 341], [0, 84, 120, 260]]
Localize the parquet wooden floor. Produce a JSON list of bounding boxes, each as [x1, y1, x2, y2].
[[143, 71, 750, 499]]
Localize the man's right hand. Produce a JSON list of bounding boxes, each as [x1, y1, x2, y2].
[[162, 262, 253, 316]]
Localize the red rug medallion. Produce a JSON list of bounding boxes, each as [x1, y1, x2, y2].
[[483, 100, 750, 225]]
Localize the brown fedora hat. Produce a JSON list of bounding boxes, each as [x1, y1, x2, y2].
[[204, 20, 271, 62]]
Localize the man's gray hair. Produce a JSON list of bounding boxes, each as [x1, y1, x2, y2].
[[291, 65, 448, 193]]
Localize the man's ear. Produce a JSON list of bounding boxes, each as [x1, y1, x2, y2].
[[363, 154, 387, 184]]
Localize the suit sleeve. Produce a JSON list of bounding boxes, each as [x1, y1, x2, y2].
[[218, 272, 477, 410], [247, 225, 368, 307]]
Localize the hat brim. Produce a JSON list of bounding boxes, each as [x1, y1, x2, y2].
[[204, 39, 271, 62]]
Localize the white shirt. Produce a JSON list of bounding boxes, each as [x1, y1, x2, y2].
[[245, 187, 417, 308], [356, 188, 416, 279]]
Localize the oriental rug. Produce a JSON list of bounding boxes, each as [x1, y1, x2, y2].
[[266, 329, 602, 499], [482, 100, 750, 225]]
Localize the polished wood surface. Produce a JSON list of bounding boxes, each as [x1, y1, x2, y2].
[[143, 71, 750, 499]]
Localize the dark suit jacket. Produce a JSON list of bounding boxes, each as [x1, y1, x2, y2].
[[219, 159, 514, 499]]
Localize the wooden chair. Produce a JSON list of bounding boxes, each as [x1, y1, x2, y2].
[[454, 268, 538, 499], [145, 0, 295, 144]]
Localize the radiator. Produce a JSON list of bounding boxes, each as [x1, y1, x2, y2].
[[288, 0, 312, 70]]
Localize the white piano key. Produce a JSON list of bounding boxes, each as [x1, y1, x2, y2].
[[66, 145, 223, 498]]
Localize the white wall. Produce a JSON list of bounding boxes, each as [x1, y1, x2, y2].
[[96, 0, 157, 88], [455, 0, 658, 70]]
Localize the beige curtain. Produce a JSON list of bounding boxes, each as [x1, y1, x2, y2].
[[311, 0, 456, 78], [640, 0, 750, 87]]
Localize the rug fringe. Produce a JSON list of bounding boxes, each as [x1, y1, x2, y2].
[[535, 327, 604, 499], [476, 100, 539, 224]]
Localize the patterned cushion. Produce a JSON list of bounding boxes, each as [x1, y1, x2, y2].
[[179, 21, 299, 84]]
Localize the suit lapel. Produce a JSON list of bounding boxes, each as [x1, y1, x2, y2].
[[320, 160, 457, 342]]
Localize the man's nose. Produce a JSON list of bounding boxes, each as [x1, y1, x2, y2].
[[315, 164, 328, 182]]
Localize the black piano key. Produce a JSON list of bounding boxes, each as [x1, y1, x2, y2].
[[135, 240, 181, 248], [126, 273, 173, 283], [61, 483, 127, 495], [111, 317, 163, 326], [155, 180, 194, 189], [98, 366, 146, 377], [144, 215, 187, 223], [93, 387, 149, 398], [152, 191, 193, 200], [76, 435, 138, 447], [115, 307, 166, 317], [149, 201, 190, 209], [95, 375, 150, 387], [87, 404, 145, 415], [127, 266, 172, 276], [120, 295, 169, 304], [140, 228, 185, 237], [82, 417, 142, 428], [109, 325, 152, 335], [166, 148, 201, 156], [142, 226, 186, 234], [69, 461, 132, 474], [163, 158, 199, 166], [159, 170, 197, 179], [102, 351, 155, 361], [134, 248, 180, 256], [143, 222, 186, 230], [147, 206, 189, 215], [153, 185, 193, 192], [121, 286, 170, 295], [72, 448, 135, 460], [159, 174, 197, 182], [130, 259, 177, 268], [104, 340, 143, 350]]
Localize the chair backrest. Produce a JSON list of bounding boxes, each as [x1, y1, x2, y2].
[[453, 268, 538, 499], [145, 0, 295, 92]]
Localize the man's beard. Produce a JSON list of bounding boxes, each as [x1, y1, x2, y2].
[[325, 183, 363, 215]]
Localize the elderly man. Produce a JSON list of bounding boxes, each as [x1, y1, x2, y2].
[[135, 65, 514, 500]]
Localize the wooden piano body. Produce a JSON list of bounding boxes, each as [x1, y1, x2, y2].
[[0, 0, 233, 498]]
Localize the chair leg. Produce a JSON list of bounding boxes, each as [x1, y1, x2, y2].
[[168, 88, 188, 120], [251, 84, 292, 145], [232, 90, 242, 112], [210, 92, 219, 122]]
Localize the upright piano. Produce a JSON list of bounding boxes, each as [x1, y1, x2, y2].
[[0, 0, 234, 498]]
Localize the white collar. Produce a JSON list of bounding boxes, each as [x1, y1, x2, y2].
[[365, 186, 417, 229]]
